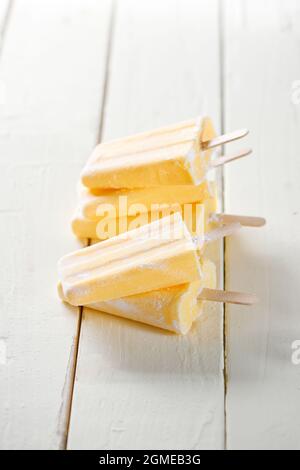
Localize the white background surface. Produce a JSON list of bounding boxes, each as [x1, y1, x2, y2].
[[0, 0, 299, 450]]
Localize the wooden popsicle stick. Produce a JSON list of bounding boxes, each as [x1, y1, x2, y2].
[[210, 148, 252, 168], [203, 222, 241, 244], [202, 128, 249, 150], [210, 213, 266, 227], [199, 288, 258, 305]]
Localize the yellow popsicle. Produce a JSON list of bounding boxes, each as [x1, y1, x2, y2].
[[79, 181, 213, 220], [81, 116, 215, 188], [71, 183, 218, 240], [59, 213, 202, 306], [58, 258, 216, 334]]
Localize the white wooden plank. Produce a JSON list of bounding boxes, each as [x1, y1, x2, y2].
[[68, 0, 224, 450], [224, 0, 300, 450], [0, 0, 10, 28], [0, 0, 112, 449], [0, 0, 11, 109]]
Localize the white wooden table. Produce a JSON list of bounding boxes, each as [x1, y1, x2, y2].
[[0, 0, 299, 450]]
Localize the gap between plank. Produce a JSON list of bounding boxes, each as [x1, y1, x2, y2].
[[218, 0, 227, 450], [0, 0, 14, 48], [61, 0, 118, 451]]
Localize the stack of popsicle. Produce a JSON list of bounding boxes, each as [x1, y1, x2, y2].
[[58, 117, 265, 334]]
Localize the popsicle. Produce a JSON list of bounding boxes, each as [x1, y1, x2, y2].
[[58, 258, 217, 334], [60, 212, 242, 307], [81, 116, 250, 189], [72, 202, 205, 241], [78, 181, 213, 221], [58, 213, 203, 306], [58, 257, 258, 333], [71, 184, 265, 240]]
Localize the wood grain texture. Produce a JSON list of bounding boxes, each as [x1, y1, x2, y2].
[[0, 0, 112, 449], [223, 0, 300, 450], [67, 0, 225, 450]]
